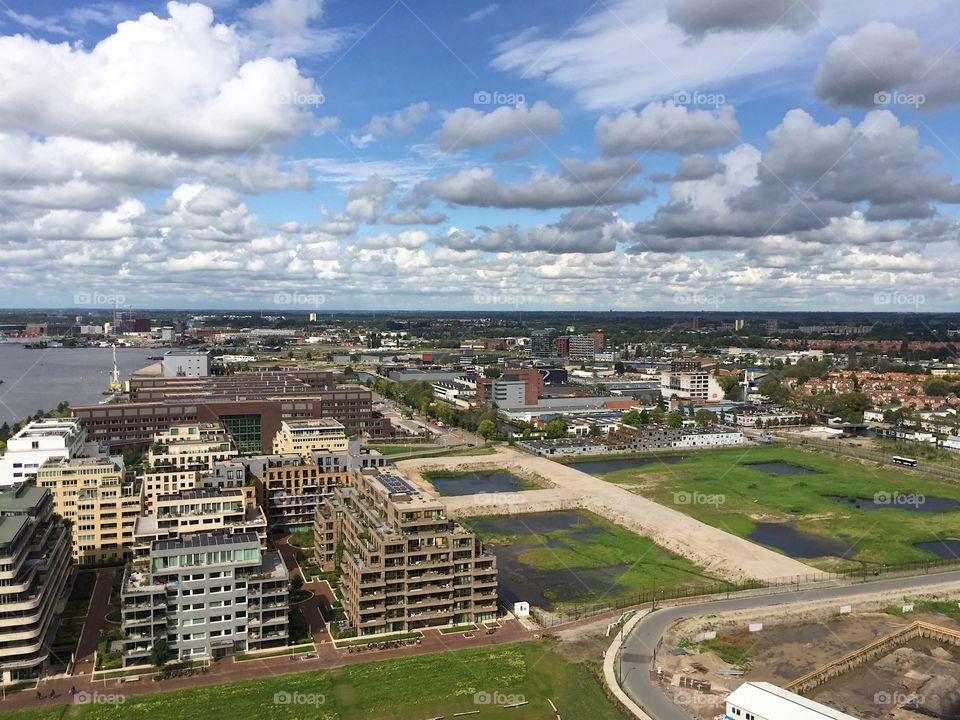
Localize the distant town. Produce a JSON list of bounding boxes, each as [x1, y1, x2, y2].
[[0, 309, 958, 720]]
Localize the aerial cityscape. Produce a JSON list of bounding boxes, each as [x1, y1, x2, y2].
[[0, 1, 959, 720]]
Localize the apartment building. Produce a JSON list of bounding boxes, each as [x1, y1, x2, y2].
[[0, 484, 72, 684], [272, 418, 348, 457], [35, 454, 143, 564], [132, 488, 267, 555], [245, 442, 387, 530], [0, 418, 90, 487], [141, 423, 237, 510], [314, 467, 498, 636], [120, 526, 287, 666], [475, 369, 543, 407], [660, 362, 724, 403]]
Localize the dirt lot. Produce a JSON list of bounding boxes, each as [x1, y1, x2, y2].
[[652, 587, 960, 719]]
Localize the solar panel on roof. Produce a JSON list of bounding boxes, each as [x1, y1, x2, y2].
[[376, 472, 417, 495]]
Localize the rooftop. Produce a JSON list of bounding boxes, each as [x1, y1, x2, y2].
[[727, 682, 859, 720]]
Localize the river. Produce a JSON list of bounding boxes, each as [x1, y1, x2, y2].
[[0, 344, 157, 423]]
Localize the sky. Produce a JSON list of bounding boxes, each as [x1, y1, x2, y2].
[[1, 0, 959, 313]]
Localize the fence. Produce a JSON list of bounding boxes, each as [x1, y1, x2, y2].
[[772, 433, 960, 483], [529, 557, 960, 628]]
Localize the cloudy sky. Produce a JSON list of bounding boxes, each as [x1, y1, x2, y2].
[[1, 0, 959, 312]]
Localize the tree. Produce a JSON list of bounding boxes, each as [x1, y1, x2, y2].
[[588, 424, 602, 437], [614, 361, 626, 374], [666, 411, 685, 428], [758, 374, 790, 404], [544, 417, 567, 439], [477, 419, 496, 443], [621, 410, 642, 427], [290, 574, 304, 593], [150, 637, 171, 669], [694, 409, 717, 428], [483, 366, 502, 379]]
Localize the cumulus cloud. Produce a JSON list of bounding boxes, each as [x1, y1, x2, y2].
[[815, 21, 960, 109], [596, 101, 739, 155], [421, 162, 648, 209], [0, 2, 320, 154], [435, 101, 561, 152], [352, 102, 431, 147], [667, 0, 821, 39]]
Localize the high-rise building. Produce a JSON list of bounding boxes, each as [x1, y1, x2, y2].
[[120, 496, 287, 665], [0, 484, 72, 684], [530, 328, 557, 357], [314, 467, 498, 636], [36, 454, 143, 564]]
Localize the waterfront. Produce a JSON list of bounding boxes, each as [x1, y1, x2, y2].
[[0, 344, 156, 422]]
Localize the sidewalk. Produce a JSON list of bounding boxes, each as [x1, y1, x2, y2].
[[72, 568, 117, 678]]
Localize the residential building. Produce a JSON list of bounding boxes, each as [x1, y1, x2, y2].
[[0, 418, 90, 487], [272, 418, 348, 457], [72, 373, 390, 451], [432, 377, 477, 407], [141, 423, 237, 510], [725, 682, 858, 720], [661, 362, 724, 403], [314, 467, 498, 635], [120, 506, 288, 666], [161, 350, 210, 377], [35, 454, 143, 564], [0, 484, 72, 684], [132, 487, 266, 555], [476, 368, 544, 407]]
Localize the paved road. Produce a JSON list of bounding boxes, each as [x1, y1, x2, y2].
[[72, 568, 117, 677], [619, 570, 960, 720]]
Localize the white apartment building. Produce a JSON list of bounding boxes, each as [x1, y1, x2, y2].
[[0, 419, 90, 487], [660, 369, 724, 403], [142, 423, 238, 510]]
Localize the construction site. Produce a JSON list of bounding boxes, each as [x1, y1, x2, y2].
[[652, 587, 960, 720]]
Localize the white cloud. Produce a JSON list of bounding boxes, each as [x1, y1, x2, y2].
[[435, 101, 561, 152], [596, 101, 739, 155]]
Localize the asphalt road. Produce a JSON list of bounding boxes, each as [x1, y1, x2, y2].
[[619, 570, 960, 720]]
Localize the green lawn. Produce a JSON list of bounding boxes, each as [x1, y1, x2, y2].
[[2, 642, 628, 720], [587, 446, 960, 569], [469, 510, 727, 608]]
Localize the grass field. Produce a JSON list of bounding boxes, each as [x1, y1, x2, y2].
[[586, 446, 960, 569], [469, 510, 725, 608], [0, 643, 627, 720], [366, 443, 437, 455]]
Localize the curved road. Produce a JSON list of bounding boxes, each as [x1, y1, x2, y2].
[[618, 570, 960, 720]]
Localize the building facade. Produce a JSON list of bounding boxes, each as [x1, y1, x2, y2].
[[314, 467, 498, 636], [35, 454, 143, 564], [161, 350, 211, 377], [0, 484, 72, 684], [272, 419, 348, 457], [0, 419, 89, 487], [120, 527, 288, 666]]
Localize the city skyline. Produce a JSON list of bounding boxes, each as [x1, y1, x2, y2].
[[1, 0, 959, 311]]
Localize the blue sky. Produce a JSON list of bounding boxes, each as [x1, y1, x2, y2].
[[0, 0, 959, 312]]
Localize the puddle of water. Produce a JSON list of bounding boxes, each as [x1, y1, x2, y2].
[[747, 522, 857, 558], [469, 511, 623, 608], [429, 471, 529, 497], [826, 495, 960, 514], [566, 455, 688, 475], [744, 462, 817, 475], [914, 539, 960, 560]]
